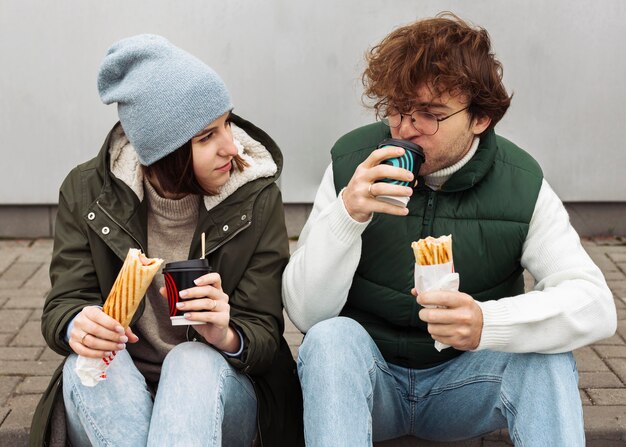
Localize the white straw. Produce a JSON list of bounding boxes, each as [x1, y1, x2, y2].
[[201, 232, 205, 259]]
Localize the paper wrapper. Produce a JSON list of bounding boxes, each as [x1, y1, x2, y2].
[[75, 352, 117, 387], [414, 262, 460, 351], [74, 248, 162, 387]]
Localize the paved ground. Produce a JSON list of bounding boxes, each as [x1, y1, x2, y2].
[[1, 237, 626, 446]]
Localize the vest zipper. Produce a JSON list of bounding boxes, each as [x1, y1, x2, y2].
[[96, 201, 145, 253], [421, 190, 437, 237]]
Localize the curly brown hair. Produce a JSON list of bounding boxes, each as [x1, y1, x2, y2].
[[362, 12, 511, 130]]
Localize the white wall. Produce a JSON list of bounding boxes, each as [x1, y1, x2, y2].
[[1, 0, 625, 204]]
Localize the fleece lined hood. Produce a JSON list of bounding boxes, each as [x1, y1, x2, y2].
[[108, 122, 278, 211]]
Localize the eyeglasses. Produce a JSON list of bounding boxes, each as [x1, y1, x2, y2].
[[382, 106, 469, 136]]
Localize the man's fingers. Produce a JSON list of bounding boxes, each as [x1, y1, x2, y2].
[[427, 330, 475, 351], [369, 164, 414, 184], [343, 145, 415, 222], [417, 290, 468, 308], [368, 182, 413, 199], [362, 146, 406, 168], [419, 306, 475, 324], [419, 308, 453, 324], [368, 201, 411, 217]]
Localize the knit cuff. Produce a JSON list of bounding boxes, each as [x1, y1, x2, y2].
[[327, 189, 371, 244], [222, 325, 245, 358], [474, 300, 513, 351]]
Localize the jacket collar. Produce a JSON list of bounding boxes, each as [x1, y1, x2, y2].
[[89, 114, 283, 260], [440, 128, 498, 193], [106, 115, 279, 212]]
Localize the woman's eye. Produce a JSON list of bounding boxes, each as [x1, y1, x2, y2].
[[198, 133, 213, 143]]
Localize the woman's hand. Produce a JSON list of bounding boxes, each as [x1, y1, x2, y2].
[[68, 306, 138, 358], [159, 272, 240, 353]]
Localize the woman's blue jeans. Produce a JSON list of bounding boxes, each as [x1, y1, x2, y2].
[[297, 317, 584, 446], [63, 341, 257, 446]]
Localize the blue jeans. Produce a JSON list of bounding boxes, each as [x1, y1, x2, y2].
[[63, 342, 257, 446], [297, 317, 583, 446]]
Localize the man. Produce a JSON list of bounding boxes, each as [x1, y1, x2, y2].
[[282, 13, 616, 446]]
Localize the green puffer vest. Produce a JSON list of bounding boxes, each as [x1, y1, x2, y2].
[[331, 123, 543, 369]]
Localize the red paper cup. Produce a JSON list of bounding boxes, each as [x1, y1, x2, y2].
[[162, 259, 212, 326]]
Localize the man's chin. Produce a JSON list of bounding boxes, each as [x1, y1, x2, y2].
[[419, 166, 435, 177]]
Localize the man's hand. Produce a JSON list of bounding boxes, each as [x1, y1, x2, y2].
[[342, 146, 414, 222], [413, 289, 484, 350]]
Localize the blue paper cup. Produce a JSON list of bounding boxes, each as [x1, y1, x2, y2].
[[376, 138, 425, 206]]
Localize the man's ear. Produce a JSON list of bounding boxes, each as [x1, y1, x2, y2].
[[471, 114, 491, 135]]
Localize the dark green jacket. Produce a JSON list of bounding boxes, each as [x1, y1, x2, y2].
[[30, 115, 303, 446], [332, 123, 543, 369]]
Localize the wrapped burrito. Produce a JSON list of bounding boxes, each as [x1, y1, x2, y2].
[[75, 248, 163, 386]]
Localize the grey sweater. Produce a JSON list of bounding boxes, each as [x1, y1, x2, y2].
[[126, 178, 199, 385]]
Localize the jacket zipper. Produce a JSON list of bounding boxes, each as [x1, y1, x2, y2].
[[421, 190, 437, 238], [184, 220, 252, 344], [205, 220, 252, 256], [99, 204, 261, 443], [96, 201, 145, 253], [199, 220, 260, 444]]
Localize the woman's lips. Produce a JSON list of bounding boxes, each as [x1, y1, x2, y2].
[[216, 161, 232, 172]]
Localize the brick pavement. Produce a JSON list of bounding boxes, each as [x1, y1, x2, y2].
[[1, 237, 626, 446]]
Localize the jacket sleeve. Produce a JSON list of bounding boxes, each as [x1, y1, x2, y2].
[[281, 164, 370, 333], [42, 169, 104, 356], [476, 179, 617, 353], [225, 185, 291, 375]]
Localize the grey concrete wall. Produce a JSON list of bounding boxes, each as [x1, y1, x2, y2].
[[1, 203, 625, 239], [1, 1, 625, 206]]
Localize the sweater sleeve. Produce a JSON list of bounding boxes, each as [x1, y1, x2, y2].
[[282, 164, 371, 332], [476, 179, 617, 353]]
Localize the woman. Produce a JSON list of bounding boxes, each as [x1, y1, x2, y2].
[[30, 34, 302, 446]]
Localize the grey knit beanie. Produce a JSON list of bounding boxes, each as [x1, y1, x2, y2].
[[98, 34, 233, 166]]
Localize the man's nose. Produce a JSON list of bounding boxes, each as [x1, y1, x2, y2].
[[398, 115, 421, 138]]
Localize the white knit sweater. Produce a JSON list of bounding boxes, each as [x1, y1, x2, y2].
[[282, 157, 616, 354]]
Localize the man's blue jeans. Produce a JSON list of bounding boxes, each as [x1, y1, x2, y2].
[[63, 342, 257, 446], [298, 317, 584, 446]]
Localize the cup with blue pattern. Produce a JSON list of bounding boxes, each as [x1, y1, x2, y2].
[[375, 138, 425, 206]]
